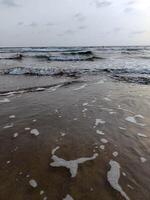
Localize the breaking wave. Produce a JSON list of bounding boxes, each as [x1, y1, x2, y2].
[[103, 68, 150, 84], [62, 50, 93, 55], [47, 55, 99, 61], [0, 54, 23, 60], [102, 68, 150, 75], [3, 67, 83, 77]]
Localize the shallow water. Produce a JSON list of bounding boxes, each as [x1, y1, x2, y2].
[[0, 46, 150, 200]]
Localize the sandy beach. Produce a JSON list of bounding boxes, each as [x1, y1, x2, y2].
[[0, 72, 150, 200], [1, 0, 150, 197]]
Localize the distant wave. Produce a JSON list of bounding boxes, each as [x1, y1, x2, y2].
[[4, 67, 82, 77], [103, 68, 150, 84], [102, 68, 150, 75], [0, 51, 103, 61], [136, 56, 150, 59], [62, 50, 93, 55], [47, 55, 100, 61], [0, 54, 23, 60], [2, 66, 150, 85], [3, 66, 150, 76], [113, 74, 150, 84]]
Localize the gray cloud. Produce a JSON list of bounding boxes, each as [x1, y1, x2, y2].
[[1, 0, 18, 7], [74, 13, 86, 22], [46, 22, 55, 26], [0, 0, 149, 46], [29, 22, 38, 27], [65, 29, 76, 35], [93, 0, 112, 8], [17, 21, 24, 26], [78, 25, 87, 30], [126, 1, 135, 5]]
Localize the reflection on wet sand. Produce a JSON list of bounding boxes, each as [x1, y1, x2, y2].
[[0, 76, 150, 200]]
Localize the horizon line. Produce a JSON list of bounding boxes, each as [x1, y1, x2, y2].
[[0, 45, 150, 48]]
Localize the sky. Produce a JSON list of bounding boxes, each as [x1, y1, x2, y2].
[[0, 0, 150, 46]]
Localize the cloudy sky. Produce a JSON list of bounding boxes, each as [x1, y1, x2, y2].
[[0, 0, 150, 46]]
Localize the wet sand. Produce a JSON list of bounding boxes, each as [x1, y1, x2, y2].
[[0, 75, 150, 200]]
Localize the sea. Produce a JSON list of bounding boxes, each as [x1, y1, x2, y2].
[[0, 46, 150, 93]]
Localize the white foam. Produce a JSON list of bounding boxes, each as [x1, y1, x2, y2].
[[100, 145, 105, 150], [127, 185, 134, 190], [50, 148, 98, 178], [82, 102, 88, 106], [122, 172, 126, 176], [119, 127, 126, 130], [73, 84, 87, 91], [3, 123, 14, 129], [94, 119, 106, 128], [6, 160, 11, 164], [30, 129, 40, 136], [126, 116, 136, 123], [109, 112, 116, 115], [104, 97, 111, 102], [48, 84, 62, 92], [96, 130, 105, 135], [40, 190, 45, 195], [13, 133, 18, 138], [137, 133, 147, 138], [140, 157, 147, 163], [25, 127, 31, 131], [60, 132, 66, 137], [0, 98, 10, 103], [73, 118, 78, 121], [91, 98, 97, 103], [29, 179, 38, 188], [135, 115, 144, 119], [112, 152, 118, 157], [35, 88, 45, 91], [82, 108, 87, 113], [9, 115, 15, 119], [55, 109, 59, 113], [95, 80, 104, 84], [107, 160, 130, 200], [100, 138, 108, 144], [51, 146, 60, 155], [118, 105, 134, 114], [125, 116, 145, 126], [63, 194, 74, 200]]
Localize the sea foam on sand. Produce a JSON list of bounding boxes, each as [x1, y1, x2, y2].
[[107, 160, 130, 200], [30, 129, 40, 136], [0, 98, 10, 103], [50, 146, 98, 177], [94, 119, 106, 128], [29, 179, 38, 188], [125, 115, 145, 126]]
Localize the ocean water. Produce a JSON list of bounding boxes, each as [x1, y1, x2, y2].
[[0, 46, 150, 200], [0, 46, 150, 93]]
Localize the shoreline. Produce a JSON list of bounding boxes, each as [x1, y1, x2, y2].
[[0, 75, 150, 200]]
